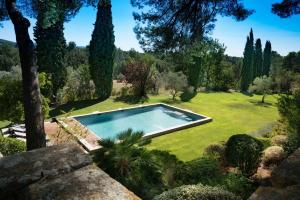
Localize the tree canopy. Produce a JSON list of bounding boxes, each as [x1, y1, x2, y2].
[[272, 0, 300, 18], [131, 0, 253, 51]]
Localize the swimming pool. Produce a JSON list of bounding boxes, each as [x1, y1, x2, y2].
[[73, 103, 212, 139]]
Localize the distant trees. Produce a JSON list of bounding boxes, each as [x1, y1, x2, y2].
[[89, 0, 115, 100], [163, 71, 188, 100], [248, 76, 273, 103], [0, 43, 19, 71], [241, 29, 272, 91]]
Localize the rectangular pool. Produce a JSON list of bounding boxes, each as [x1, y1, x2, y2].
[[73, 103, 211, 139]]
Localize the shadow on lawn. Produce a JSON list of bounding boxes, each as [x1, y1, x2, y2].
[[49, 99, 100, 118], [113, 95, 149, 105], [248, 99, 273, 107]]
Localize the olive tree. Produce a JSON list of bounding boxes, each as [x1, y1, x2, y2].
[[248, 76, 273, 103], [163, 71, 188, 100]]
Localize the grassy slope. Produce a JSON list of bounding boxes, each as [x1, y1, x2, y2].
[[48, 92, 278, 161]]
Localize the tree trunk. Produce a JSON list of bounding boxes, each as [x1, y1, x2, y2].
[[6, 0, 46, 150], [262, 94, 266, 103]]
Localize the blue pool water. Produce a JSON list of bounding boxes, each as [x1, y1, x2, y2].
[[74, 104, 204, 139]]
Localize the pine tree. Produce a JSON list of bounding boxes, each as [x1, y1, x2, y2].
[[89, 0, 115, 100], [263, 41, 272, 76], [34, 1, 67, 97], [241, 29, 254, 91], [253, 39, 263, 78]]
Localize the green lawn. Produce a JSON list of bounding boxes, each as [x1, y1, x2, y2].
[[49, 92, 279, 161]]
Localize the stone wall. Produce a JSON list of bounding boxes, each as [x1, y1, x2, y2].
[[0, 143, 140, 200], [249, 148, 300, 200]]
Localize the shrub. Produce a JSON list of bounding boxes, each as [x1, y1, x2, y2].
[[176, 158, 222, 185], [203, 143, 226, 163], [180, 86, 197, 102], [271, 135, 287, 146], [216, 173, 256, 199], [163, 71, 188, 100], [0, 136, 26, 156], [153, 184, 241, 200], [225, 134, 264, 175], [262, 146, 286, 167]]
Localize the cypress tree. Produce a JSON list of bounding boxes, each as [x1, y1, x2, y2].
[[241, 29, 254, 91], [263, 41, 272, 76], [253, 39, 263, 78], [34, 1, 67, 97], [89, 0, 115, 100], [188, 56, 202, 92]]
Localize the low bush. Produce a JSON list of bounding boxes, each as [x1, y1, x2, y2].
[[203, 143, 226, 164], [225, 134, 264, 176], [176, 158, 222, 185], [215, 173, 256, 199], [262, 146, 286, 167], [180, 86, 197, 102], [271, 135, 287, 147], [0, 136, 26, 156], [153, 184, 241, 200]]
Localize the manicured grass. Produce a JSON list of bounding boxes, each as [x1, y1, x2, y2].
[[49, 92, 279, 161]]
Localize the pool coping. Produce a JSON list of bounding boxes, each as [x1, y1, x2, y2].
[[62, 103, 212, 152]]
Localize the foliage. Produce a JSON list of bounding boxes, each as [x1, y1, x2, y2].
[[65, 43, 88, 68], [277, 91, 300, 154], [122, 54, 156, 97], [0, 136, 26, 156], [57, 65, 95, 104], [0, 43, 19, 71], [272, 0, 300, 17], [253, 39, 263, 78], [89, 0, 115, 100], [0, 67, 50, 123], [34, 0, 68, 97], [248, 76, 273, 103], [214, 173, 255, 199], [188, 56, 201, 92], [180, 86, 197, 102], [163, 71, 188, 100], [263, 41, 272, 76], [225, 134, 264, 175], [131, 0, 252, 51], [203, 143, 226, 164], [153, 184, 241, 200], [93, 129, 163, 200], [176, 158, 222, 185], [241, 29, 254, 91]]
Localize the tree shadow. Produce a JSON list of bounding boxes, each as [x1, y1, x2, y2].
[[49, 99, 100, 118], [161, 98, 182, 105], [241, 91, 254, 97], [113, 95, 149, 105], [248, 99, 273, 107]]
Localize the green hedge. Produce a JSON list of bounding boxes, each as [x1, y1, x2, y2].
[[0, 136, 26, 156], [153, 184, 241, 200]]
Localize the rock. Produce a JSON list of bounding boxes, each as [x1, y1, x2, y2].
[[0, 152, 3, 158], [248, 184, 300, 200], [271, 148, 300, 187], [0, 143, 140, 200], [20, 164, 140, 200], [262, 146, 285, 167]]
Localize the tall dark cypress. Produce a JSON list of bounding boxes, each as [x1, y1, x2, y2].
[[34, 1, 67, 97], [89, 0, 115, 100], [241, 29, 254, 91], [253, 39, 263, 78], [248, 28, 254, 82], [263, 41, 272, 76]]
